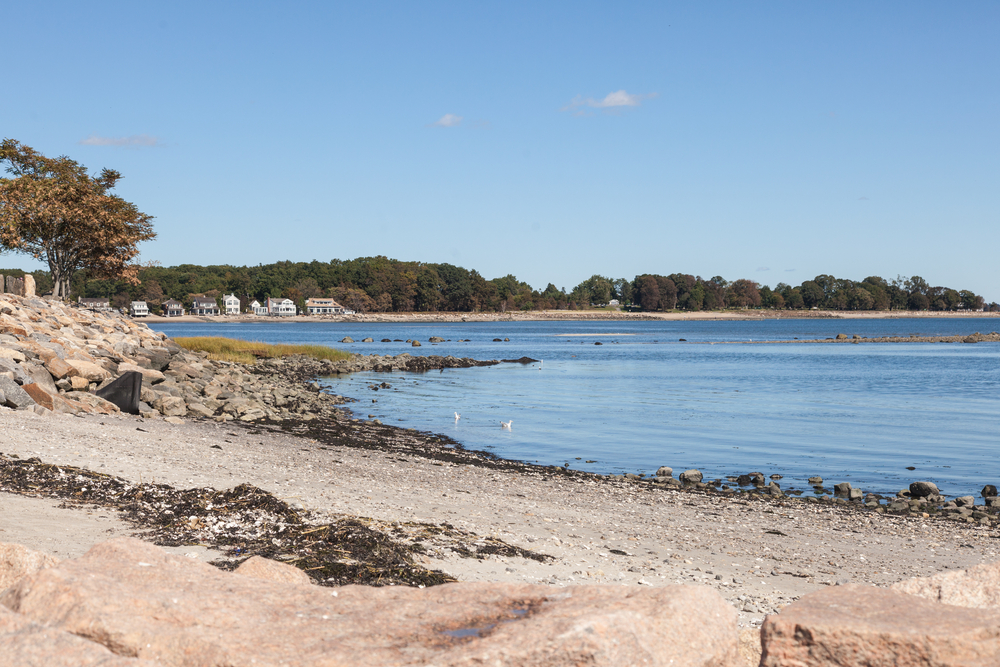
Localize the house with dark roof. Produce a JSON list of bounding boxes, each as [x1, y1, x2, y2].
[[190, 296, 220, 316], [266, 297, 297, 316], [162, 299, 185, 317]]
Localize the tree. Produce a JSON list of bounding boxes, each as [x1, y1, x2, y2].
[[0, 140, 155, 297], [636, 275, 660, 311]]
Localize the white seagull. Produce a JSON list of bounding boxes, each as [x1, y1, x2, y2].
[[454, 412, 461, 422], [500, 420, 512, 430]]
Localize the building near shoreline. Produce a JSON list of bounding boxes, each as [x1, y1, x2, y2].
[[305, 297, 344, 315], [130, 301, 148, 317], [162, 299, 185, 317], [190, 296, 220, 316], [78, 297, 111, 311], [223, 294, 241, 315], [249, 300, 267, 316], [266, 297, 296, 316]]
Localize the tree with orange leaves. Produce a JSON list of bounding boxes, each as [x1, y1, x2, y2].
[[0, 139, 155, 298]]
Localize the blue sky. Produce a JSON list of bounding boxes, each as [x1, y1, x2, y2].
[[3, 2, 998, 299]]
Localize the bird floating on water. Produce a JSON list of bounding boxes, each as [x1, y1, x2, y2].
[[454, 412, 461, 422], [500, 420, 512, 430]]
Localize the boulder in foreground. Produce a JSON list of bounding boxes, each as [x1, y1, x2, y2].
[[1, 538, 740, 667], [760, 583, 1000, 667]]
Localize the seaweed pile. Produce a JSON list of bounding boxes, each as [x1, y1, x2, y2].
[[0, 453, 551, 587]]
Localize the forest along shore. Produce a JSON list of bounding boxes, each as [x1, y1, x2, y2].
[[139, 308, 1000, 324], [0, 291, 999, 630]]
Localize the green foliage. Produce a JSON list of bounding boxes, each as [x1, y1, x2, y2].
[[173, 337, 351, 365]]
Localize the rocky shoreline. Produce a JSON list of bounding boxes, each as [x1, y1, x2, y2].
[[6, 292, 1000, 664]]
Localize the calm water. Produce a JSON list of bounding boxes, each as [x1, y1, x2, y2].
[[153, 318, 1000, 497]]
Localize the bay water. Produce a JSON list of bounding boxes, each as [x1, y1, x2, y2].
[[153, 318, 999, 498]]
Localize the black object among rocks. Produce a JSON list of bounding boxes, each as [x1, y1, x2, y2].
[[95, 371, 143, 415]]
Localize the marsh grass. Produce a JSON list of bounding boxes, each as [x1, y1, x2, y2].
[[174, 337, 351, 365]]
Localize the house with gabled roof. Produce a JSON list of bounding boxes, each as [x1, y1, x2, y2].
[[266, 297, 297, 317], [162, 299, 185, 317], [190, 296, 220, 316], [130, 301, 149, 317], [223, 294, 241, 315], [249, 300, 268, 316], [305, 297, 344, 315]]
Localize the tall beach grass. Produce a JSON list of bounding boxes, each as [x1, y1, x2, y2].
[[173, 337, 352, 365]]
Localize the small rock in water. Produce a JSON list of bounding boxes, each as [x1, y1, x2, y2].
[[770, 474, 782, 480], [955, 496, 975, 507], [983, 485, 998, 498], [679, 469, 703, 484], [656, 466, 673, 478], [808, 476, 823, 485], [833, 482, 852, 497], [909, 481, 940, 498], [340, 337, 354, 343]]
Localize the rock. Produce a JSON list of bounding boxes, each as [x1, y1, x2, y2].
[[411, 340, 422, 347], [22, 363, 58, 394], [655, 466, 673, 478], [909, 481, 940, 498], [955, 495, 976, 508], [362, 338, 374, 343], [95, 371, 143, 415], [679, 469, 703, 484], [66, 392, 120, 415], [117, 362, 165, 384], [2, 538, 741, 667], [983, 485, 998, 498], [340, 337, 354, 343], [235, 556, 313, 586], [22, 274, 35, 297], [153, 395, 186, 417], [42, 356, 78, 380], [848, 488, 863, 500], [69, 375, 90, 391], [835, 333, 848, 340], [0, 542, 59, 591], [893, 560, 1000, 608], [0, 359, 30, 385], [0, 605, 156, 667], [185, 402, 215, 418], [761, 584, 1000, 666], [64, 359, 111, 382], [429, 336, 445, 343], [0, 376, 35, 409], [0, 348, 26, 363], [20, 383, 61, 413], [833, 482, 851, 497], [163, 416, 185, 425], [808, 476, 823, 485]]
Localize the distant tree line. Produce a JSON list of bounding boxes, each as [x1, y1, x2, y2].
[[0, 259, 995, 314]]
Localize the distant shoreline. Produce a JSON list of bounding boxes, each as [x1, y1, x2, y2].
[[136, 308, 1000, 325]]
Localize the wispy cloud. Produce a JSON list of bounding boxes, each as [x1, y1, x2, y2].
[[756, 266, 771, 272], [429, 114, 463, 128], [561, 89, 658, 114], [858, 196, 869, 201], [79, 134, 161, 148]]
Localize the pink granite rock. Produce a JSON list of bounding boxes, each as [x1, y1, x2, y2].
[[892, 560, 1000, 608], [233, 555, 314, 585], [0, 542, 59, 591], [1, 538, 739, 666], [760, 583, 1000, 667], [0, 605, 159, 666]]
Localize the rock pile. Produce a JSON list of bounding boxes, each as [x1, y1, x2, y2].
[[0, 293, 500, 422]]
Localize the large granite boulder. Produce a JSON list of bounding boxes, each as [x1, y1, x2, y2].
[[1, 538, 741, 667]]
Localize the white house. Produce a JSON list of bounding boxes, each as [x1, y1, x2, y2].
[[190, 297, 220, 316], [162, 300, 185, 317], [78, 297, 111, 311], [305, 297, 343, 315], [266, 297, 296, 317], [130, 301, 149, 317], [249, 300, 268, 316], [223, 294, 241, 315]]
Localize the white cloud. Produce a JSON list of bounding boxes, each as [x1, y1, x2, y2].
[[430, 114, 463, 128], [561, 89, 658, 113], [756, 266, 771, 272], [79, 134, 160, 148]]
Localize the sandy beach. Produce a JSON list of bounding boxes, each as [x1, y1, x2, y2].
[[3, 406, 997, 629]]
